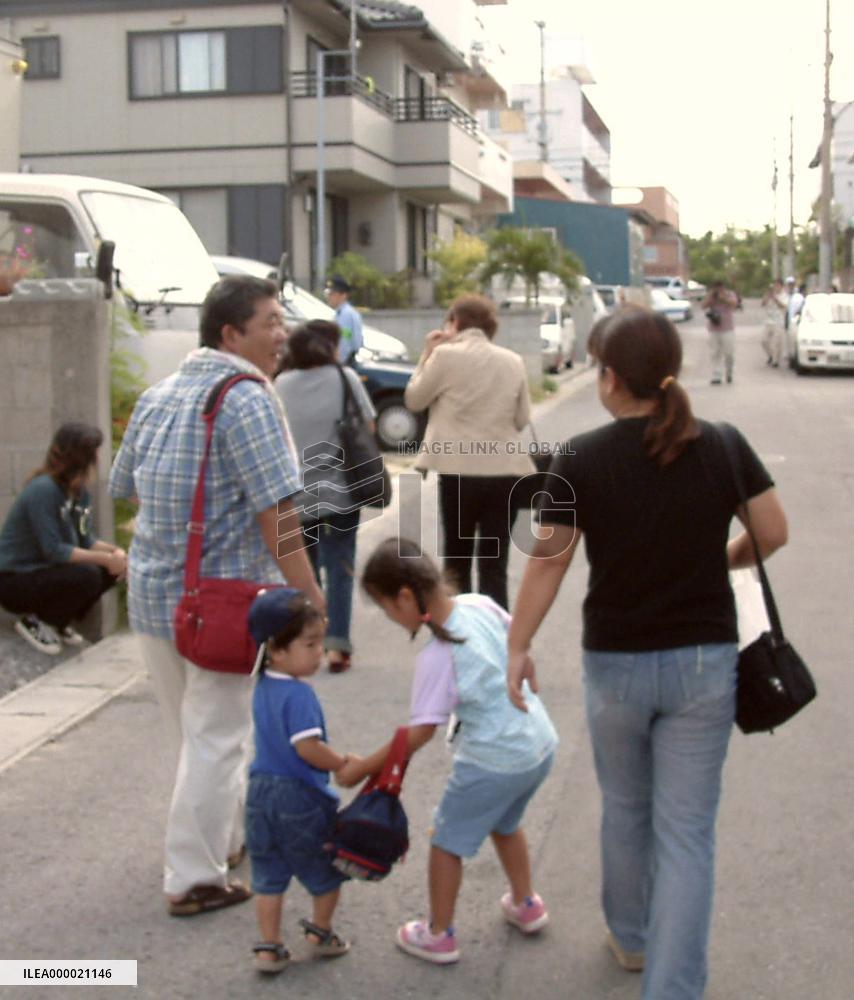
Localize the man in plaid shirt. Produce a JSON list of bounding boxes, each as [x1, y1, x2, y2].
[[110, 275, 325, 917]]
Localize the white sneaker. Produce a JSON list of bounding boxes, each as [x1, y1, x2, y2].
[[58, 625, 85, 646], [14, 616, 62, 655]]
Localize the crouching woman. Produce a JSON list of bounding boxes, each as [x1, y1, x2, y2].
[[0, 422, 126, 653]]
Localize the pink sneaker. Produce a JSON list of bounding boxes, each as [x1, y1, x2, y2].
[[501, 892, 549, 934], [395, 920, 460, 964]]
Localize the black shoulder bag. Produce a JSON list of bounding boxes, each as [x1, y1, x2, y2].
[[335, 366, 392, 509], [719, 426, 816, 733]]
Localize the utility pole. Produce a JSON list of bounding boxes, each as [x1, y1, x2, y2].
[[786, 113, 795, 279], [772, 149, 780, 281], [535, 20, 547, 163], [349, 0, 358, 78], [818, 0, 833, 290]]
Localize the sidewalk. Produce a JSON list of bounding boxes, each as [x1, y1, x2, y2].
[[0, 633, 142, 775]]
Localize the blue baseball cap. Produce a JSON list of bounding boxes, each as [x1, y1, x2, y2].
[[248, 587, 310, 675]]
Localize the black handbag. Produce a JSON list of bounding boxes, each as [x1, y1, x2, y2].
[[335, 365, 391, 509], [720, 427, 816, 733], [514, 424, 555, 510]]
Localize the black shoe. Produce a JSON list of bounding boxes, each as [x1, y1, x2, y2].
[[710, 379, 722, 385]]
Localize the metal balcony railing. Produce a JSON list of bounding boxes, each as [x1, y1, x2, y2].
[[290, 74, 481, 138], [290, 71, 395, 117], [393, 96, 479, 136]]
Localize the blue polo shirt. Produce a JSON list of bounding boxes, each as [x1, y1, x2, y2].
[[250, 670, 338, 801], [334, 300, 364, 363]]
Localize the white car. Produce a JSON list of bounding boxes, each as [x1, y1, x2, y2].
[[649, 287, 693, 323], [500, 295, 575, 373], [791, 293, 854, 373]]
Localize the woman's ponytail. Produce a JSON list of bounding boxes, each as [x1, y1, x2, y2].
[[644, 374, 698, 467]]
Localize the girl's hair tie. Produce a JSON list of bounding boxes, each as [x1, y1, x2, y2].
[[659, 375, 676, 391], [420, 612, 432, 623]]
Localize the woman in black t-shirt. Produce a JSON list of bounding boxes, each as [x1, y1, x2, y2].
[[506, 308, 788, 1000]]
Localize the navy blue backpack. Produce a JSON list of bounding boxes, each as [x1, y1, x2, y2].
[[328, 727, 410, 881]]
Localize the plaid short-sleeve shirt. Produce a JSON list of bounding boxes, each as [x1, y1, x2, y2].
[[109, 350, 301, 638]]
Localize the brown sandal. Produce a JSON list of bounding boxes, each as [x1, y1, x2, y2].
[[168, 880, 252, 917], [253, 941, 290, 974], [300, 918, 351, 957]]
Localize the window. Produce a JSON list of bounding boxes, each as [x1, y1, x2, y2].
[[158, 188, 228, 255], [0, 199, 86, 279], [406, 202, 432, 276], [129, 26, 283, 99], [510, 99, 527, 111], [23, 36, 61, 80], [486, 109, 500, 130]]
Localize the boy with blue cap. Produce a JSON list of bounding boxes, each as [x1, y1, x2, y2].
[[246, 587, 360, 974]]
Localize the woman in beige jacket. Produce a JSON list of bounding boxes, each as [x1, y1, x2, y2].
[[404, 294, 535, 609]]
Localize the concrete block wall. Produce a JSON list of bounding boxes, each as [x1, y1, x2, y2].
[[368, 307, 543, 381], [0, 287, 115, 638]]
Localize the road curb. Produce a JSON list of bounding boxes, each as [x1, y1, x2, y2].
[[0, 632, 145, 775]]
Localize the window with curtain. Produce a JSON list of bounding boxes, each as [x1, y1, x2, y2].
[[23, 36, 61, 80], [129, 27, 282, 99]]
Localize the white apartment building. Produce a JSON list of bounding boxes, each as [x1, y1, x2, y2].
[[480, 64, 611, 205], [4, 0, 513, 289], [832, 100, 854, 230]]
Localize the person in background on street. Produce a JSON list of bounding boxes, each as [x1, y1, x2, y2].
[[324, 275, 363, 365], [337, 538, 557, 966], [403, 294, 535, 610], [275, 320, 376, 673], [701, 281, 740, 384], [786, 279, 806, 331], [506, 307, 788, 1000], [110, 275, 325, 917], [0, 422, 126, 655], [245, 588, 358, 975], [761, 278, 787, 367]]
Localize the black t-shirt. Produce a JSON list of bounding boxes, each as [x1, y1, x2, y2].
[[540, 418, 774, 652]]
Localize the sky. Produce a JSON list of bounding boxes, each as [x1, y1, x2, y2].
[[482, 0, 854, 237]]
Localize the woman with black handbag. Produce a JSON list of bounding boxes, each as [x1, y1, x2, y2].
[[275, 321, 377, 673], [506, 308, 789, 999]]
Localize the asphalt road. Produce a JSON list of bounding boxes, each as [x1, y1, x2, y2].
[[1, 309, 852, 999]]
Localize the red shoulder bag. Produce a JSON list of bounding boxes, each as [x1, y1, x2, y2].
[[173, 373, 283, 674]]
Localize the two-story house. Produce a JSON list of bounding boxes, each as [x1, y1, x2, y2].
[[5, 0, 513, 289]]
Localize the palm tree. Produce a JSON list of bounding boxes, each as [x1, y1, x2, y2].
[[482, 228, 583, 304]]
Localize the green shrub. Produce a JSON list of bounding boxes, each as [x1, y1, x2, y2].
[[326, 252, 414, 309], [428, 228, 487, 306]]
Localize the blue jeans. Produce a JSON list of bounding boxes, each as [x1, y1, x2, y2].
[[304, 509, 360, 653], [583, 644, 737, 1000]]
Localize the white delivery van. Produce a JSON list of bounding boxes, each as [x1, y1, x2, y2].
[[0, 173, 219, 384]]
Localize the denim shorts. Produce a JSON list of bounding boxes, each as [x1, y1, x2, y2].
[[246, 773, 348, 896], [431, 752, 554, 859]]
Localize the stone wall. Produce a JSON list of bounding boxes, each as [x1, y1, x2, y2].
[[0, 281, 115, 637], [368, 307, 543, 381]]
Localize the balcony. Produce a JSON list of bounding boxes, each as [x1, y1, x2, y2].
[[477, 133, 513, 213], [290, 73, 483, 204]]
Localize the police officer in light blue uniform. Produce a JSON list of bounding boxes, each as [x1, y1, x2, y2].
[[324, 275, 364, 365]]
